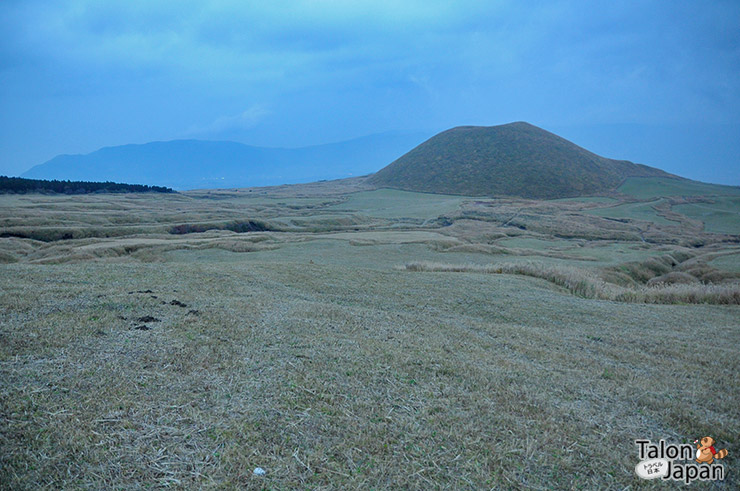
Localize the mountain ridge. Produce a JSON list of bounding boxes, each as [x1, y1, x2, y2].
[[22, 131, 432, 190]]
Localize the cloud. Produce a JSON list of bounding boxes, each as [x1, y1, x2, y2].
[[185, 105, 271, 136], [4, 1, 738, 123]]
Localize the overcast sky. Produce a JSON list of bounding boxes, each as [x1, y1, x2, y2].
[[1, 0, 739, 183]]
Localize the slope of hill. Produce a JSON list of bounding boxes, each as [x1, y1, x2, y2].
[[21, 132, 431, 190], [369, 122, 672, 199]]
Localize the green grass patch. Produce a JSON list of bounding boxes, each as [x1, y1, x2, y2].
[[619, 177, 740, 199], [709, 252, 740, 273], [328, 189, 466, 219], [585, 200, 674, 225], [673, 197, 740, 234], [549, 196, 617, 203]]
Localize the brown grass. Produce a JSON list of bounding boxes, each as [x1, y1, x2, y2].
[[1, 261, 738, 489], [1, 181, 739, 488], [403, 260, 740, 304]]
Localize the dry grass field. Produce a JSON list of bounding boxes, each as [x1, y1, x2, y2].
[[1, 176, 739, 489]]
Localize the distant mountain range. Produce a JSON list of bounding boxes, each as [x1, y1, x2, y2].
[[22, 132, 432, 190], [370, 122, 673, 199], [24, 123, 682, 199]]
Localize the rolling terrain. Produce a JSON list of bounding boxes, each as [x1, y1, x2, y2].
[[1, 173, 738, 488]]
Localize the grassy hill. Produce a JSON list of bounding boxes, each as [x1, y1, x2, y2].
[[369, 122, 672, 199]]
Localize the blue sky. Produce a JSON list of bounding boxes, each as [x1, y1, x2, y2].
[[1, 0, 739, 184]]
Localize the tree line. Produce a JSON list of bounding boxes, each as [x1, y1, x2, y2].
[[0, 176, 175, 194]]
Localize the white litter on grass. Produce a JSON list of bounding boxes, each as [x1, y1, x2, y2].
[[253, 467, 266, 476]]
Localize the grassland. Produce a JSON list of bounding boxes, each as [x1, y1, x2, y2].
[[618, 176, 740, 199], [673, 197, 740, 235], [1, 176, 739, 489], [327, 189, 466, 220], [710, 251, 740, 273], [584, 200, 675, 226]]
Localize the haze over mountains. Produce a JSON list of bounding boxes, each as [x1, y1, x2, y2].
[[23, 122, 684, 199], [22, 131, 431, 191]]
